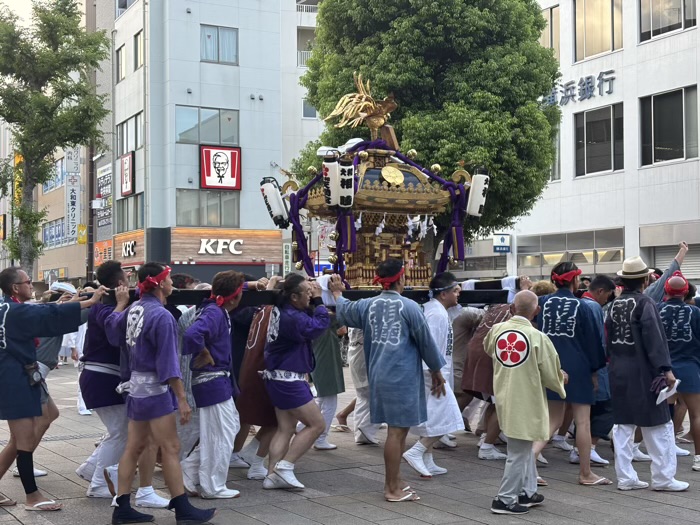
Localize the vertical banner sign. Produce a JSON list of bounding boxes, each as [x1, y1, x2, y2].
[[65, 146, 81, 174], [65, 174, 81, 243], [0, 214, 5, 240], [96, 165, 113, 235], [283, 243, 292, 275], [121, 152, 135, 196]]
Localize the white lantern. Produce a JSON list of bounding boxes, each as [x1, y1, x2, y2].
[[260, 177, 289, 229], [322, 153, 341, 207], [338, 158, 354, 208], [467, 173, 489, 218]]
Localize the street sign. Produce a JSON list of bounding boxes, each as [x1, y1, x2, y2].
[[493, 234, 511, 254], [77, 224, 87, 244]]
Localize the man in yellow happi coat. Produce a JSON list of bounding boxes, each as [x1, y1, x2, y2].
[[484, 290, 567, 515]]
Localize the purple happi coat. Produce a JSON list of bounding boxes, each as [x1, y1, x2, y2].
[[105, 294, 182, 421]]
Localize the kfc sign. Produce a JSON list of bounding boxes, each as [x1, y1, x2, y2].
[[198, 238, 244, 255], [122, 241, 137, 257], [121, 152, 135, 196], [200, 146, 241, 190]]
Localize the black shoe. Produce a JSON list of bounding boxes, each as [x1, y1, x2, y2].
[[169, 493, 217, 525], [112, 494, 155, 524], [518, 493, 545, 507], [490, 498, 529, 515]]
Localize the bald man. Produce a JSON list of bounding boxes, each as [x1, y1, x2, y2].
[[484, 291, 567, 515]]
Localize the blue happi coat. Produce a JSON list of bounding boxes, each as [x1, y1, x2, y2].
[[657, 298, 700, 367], [0, 297, 82, 420], [537, 289, 606, 405], [335, 291, 445, 427], [581, 296, 611, 402]]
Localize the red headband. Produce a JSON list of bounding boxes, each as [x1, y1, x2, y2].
[[210, 282, 244, 307], [664, 271, 689, 297], [551, 268, 582, 285], [137, 266, 171, 294], [372, 267, 405, 290]]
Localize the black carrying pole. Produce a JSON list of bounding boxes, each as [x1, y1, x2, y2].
[[99, 288, 509, 307]]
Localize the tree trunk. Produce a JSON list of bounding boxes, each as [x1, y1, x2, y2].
[[19, 164, 37, 278]]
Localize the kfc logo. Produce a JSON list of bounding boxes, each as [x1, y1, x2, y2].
[[200, 146, 241, 190]]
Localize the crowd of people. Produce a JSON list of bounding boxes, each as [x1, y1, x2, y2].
[[0, 241, 697, 522]]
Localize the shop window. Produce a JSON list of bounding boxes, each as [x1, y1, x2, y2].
[[176, 106, 239, 145], [640, 0, 696, 42], [176, 189, 240, 228], [539, 6, 560, 61], [575, 103, 624, 176], [575, 0, 623, 61], [594, 228, 624, 248], [116, 193, 144, 233], [641, 86, 698, 165]]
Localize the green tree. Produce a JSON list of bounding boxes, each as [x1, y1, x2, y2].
[[0, 0, 109, 275], [296, 0, 560, 238]]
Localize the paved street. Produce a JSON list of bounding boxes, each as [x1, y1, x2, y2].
[[0, 365, 698, 525]]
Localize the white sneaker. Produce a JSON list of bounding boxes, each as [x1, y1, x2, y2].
[[313, 439, 337, 450], [618, 480, 649, 491], [552, 436, 574, 452], [652, 479, 690, 492], [76, 462, 95, 481], [135, 487, 170, 508], [693, 455, 700, 472], [479, 445, 507, 460], [632, 444, 651, 462], [86, 485, 112, 498], [590, 448, 610, 465], [569, 449, 580, 464], [403, 448, 432, 477], [477, 434, 486, 447], [201, 488, 241, 499], [104, 465, 119, 496], [12, 467, 47, 478], [273, 463, 304, 489], [247, 463, 268, 480], [433, 435, 456, 449], [229, 452, 250, 468], [675, 444, 690, 457], [423, 453, 447, 475], [537, 453, 548, 465]]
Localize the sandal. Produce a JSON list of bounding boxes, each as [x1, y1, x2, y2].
[[537, 477, 548, 487], [25, 500, 62, 512], [579, 477, 613, 486], [0, 494, 16, 507]]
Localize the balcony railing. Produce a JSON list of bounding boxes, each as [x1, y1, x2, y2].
[[296, 4, 319, 13], [298, 50, 312, 67]]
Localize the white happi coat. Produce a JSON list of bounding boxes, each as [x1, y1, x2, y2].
[[410, 299, 464, 437]]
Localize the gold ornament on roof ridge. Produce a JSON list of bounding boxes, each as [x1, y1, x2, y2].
[[324, 72, 398, 141]]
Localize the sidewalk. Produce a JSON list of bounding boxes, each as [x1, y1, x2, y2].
[[0, 365, 698, 524]]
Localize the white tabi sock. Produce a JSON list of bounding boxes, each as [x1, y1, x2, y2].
[[276, 460, 295, 470], [250, 454, 265, 467], [241, 437, 260, 456], [410, 441, 427, 454]]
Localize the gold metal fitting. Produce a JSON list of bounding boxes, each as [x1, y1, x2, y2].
[[406, 149, 418, 160], [430, 164, 442, 174]]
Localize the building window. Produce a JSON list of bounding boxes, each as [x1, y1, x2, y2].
[[116, 0, 137, 18], [134, 31, 143, 69], [116, 45, 126, 82], [575, 103, 624, 176], [42, 218, 66, 249], [540, 6, 560, 61], [550, 129, 561, 181], [574, 0, 623, 61], [116, 112, 144, 155], [176, 189, 240, 227], [116, 193, 144, 233], [640, 0, 696, 42], [175, 106, 239, 145], [200, 25, 239, 64], [42, 158, 65, 194], [641, 86, 698, 165], [302, 99, 318, 119]]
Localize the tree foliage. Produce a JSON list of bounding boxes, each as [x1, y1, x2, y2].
[[297, 0, 560, 236], [0, 0, 109, 274]]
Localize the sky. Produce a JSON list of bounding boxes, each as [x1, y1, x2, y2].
[[4, 0, 34, 26]]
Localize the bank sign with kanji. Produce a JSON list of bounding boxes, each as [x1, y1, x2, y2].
[[544, 70, 615, 106]]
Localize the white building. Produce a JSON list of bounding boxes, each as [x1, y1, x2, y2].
[[88, 0, 322, 280], [510, 0, 700, 281]]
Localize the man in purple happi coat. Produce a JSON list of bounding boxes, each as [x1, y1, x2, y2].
[[105, 262, 215, 525], [181, 270, 245, 499]]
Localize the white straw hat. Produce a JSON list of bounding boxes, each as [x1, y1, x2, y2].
[[617, 256, 654, 279]]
